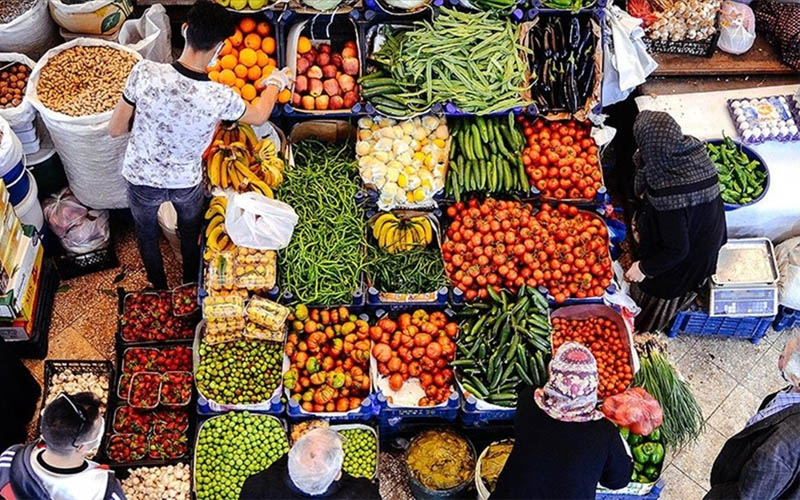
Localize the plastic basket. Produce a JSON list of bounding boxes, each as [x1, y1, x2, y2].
[[41, 360, 114, 423], [54, 243, 119, 281], [772, 305, 800, 333], [668, 309, 773, 344], [330, 423, 380, 480], [642, 29, 720, 58]]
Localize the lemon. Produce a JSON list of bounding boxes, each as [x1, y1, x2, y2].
[[433, 138, 446, 149], [397, 173, 407, 188], [413, 188, 426, 202]]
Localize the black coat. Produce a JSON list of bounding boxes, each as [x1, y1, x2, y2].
[[491, 386, 632, 500], [239, 455, 380, 500], [706, 389, 800, 500], [636, 197, 727, 299]]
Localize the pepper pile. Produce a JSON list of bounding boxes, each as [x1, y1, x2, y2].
[[622, 427, 665, 484], [706, 137, 767, 205]]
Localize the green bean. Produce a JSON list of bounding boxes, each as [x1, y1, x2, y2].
[[276, 140, 366, 306], [365, 245, 448, 294]]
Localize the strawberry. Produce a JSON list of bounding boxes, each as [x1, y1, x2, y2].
[[129, 372, 161, 409], [148, 431, 188, 459], [107, 433, 148, 463], [152, 409, 189, 433], [112, 406, 151, 434], [160, 371, 193, 406]]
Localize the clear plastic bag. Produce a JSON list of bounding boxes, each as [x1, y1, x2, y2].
[[225, 192, 298, 250], [776, 236, 800, 310], [718, 1, 756, 55], [42, 187, 110, 255]]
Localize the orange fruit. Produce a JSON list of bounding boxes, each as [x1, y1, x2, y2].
[[247, 65, 261, 81], [256, 51, 269, 67], [219, 39, 233, 56], [241, 84, 257, 101], [230, 48, 239, 59], [208, 70, 220, 82], [277, 88, 291, 104], [244, 33, 262, 50], [235, 78, 245, 89], [230, 29, 243, 48], [297, 36, 312, 55], [239, 48, 257, 67], [262, 64, 276, 78], [208, 60, 222, 73], [239, 18, 256, 34], [261, 37, 276, 55], [219, 69, 236, 86], [220, 54, 237, 70], [256, 22, 271, 37], [234, 64, 248, 78]]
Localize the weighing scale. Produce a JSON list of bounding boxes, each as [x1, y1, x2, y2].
[[709, 238, 779, 317]]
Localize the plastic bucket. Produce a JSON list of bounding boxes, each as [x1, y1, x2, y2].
[[13, 172, 43, 230], [5, 163, 30, 205], [1, 157, 25, 186]]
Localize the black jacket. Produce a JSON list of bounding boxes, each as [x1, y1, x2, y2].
[[239, 455, 380, 500], [706, 389, 800, 500], [636, 196, 727, 299], [491, 386, 632, 500]]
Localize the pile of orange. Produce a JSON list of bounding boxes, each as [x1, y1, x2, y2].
[[208, 17, 291, 105]]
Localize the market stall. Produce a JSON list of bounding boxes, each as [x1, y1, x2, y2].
[[636, 84, 800, 241]]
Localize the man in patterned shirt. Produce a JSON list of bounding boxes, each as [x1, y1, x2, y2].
[[707, 331, 800, 499], [109, 0, 291, 289]]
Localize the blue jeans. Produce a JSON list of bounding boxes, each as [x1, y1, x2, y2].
[[126, 182, 203, 289]]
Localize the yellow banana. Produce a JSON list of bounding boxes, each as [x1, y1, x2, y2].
[[240, 125, 259, 149], [220, 158, 230, 188], [208, 151, 223, 186], [207, 225, 225, 249], [205, 216, 224, 237], [373, 213, 397, 239]]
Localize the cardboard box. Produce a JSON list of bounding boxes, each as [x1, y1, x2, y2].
[[0, 229, 42, 321], [0, 207, 23, 289]]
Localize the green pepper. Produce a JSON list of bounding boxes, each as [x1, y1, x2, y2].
[[649, 443, 665, 465], [643, 465, 660, 482], [631, 469, 638, 481], [648, 428, 661, 442], [628, 433, 643, 446], [619, 427, 630, 440], [633, 462, 643, 472], [632, 444, 649, 464], [637, 474, 651, 484]]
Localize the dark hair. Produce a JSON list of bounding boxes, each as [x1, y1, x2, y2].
[[185, 1, 236, 51], [41, 392, 101, 455]]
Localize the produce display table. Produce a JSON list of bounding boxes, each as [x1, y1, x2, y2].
[[651, 38, 793, 77], [635, 84, 800, 242]]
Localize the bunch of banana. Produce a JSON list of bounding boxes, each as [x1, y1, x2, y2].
[[372, 213, 434, 253], [205, 123, 280, 197], [204, 196, 236, 260], [253, 137, 285, 188]]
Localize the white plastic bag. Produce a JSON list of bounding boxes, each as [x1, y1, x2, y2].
[[0, 0, 60, 60], [776, 236, 800, 310], [117, 4, 171, 63], [48, 0, 133, 36], [0, 116, 23, 176], [718, 1, 756, 55], [43, 187, 111, 255], [602, 5, 658, 106], [225, 192, 298, 250], [26, 38, 141, 209], [157, 201, 182, 262], [0, 53, 37, 129]]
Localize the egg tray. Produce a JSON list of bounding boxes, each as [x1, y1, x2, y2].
[[727, 95, 800, 145]]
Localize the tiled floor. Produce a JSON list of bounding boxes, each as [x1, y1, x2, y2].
[[21, 224, 796, 499]]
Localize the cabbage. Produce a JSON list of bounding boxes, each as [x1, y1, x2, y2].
[[382, 0, 429, 10]]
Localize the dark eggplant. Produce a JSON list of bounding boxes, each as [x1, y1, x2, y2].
[[569, 17, 581, 49]]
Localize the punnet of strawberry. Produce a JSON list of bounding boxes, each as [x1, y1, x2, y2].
[[112, 406, 151, 434], [148, 430, 188, 459], [160, 371, 193, 406], [129, 372, 162, 409], [121, 291, 195, 342], [152, 409, 190, 434], [172, 284, 199, 317], [107, 434, 148, 463]]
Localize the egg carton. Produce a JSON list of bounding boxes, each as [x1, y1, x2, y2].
[[727, 95, 800, 145]]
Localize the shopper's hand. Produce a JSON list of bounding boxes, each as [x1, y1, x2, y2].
[[625, 261, 646, 283], [256, 67, 294, 92]]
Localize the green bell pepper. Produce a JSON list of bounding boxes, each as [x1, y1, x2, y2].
[[628, 433, 643, 446], [633, 462, 643, 472], [632, 442, 664, 465], [643, 465, 660, 482], [631, 469, 638, 481], [648, 428, 660, 442], [632, 444, 649, 464], [649, 443, 665, 465]]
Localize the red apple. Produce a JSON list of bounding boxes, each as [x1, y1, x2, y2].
[[319, 43, 331, 54], [295, 75, 308, 93], [292, 92, 302, 106], [341, 46, 357, 59], [329, 95, 344, 110], [301, 95, 315, 110], [322, 64, 337, 79], [332, 54, 343, 69], [337, 74, 355, 92], [344, 40, 357, 50], [308, 78, 323, 97], [342, 57, 359, 76], [302, 51, 315, 64], [323, 79, 341, 97], [315, 95, 329, 110], [316, 52, 331, 66], [343, 90, 358, 108], [296, 57, 311, 75]]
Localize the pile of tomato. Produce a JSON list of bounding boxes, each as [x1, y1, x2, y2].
[[443, 200, 612, 302], [518, 117, 603, 201], [551, 316, 633, 399]]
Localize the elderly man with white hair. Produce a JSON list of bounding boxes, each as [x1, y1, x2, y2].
[[706, 331, 800, 499], [239, 428, 380, 499]]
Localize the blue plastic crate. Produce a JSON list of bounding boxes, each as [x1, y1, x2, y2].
[[772, 305, 800, 332], [669, 310, 773, 344], [286, 394, 379, 422], [596, 480, 664, 500], [460, 394, 515, 427], [375, 391, 460, 427]]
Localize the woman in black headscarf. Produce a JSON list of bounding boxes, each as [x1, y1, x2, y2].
[[625, 111, 727, 332]]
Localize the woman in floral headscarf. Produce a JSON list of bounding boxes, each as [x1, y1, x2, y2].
[[491, 343, 632, 500]]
